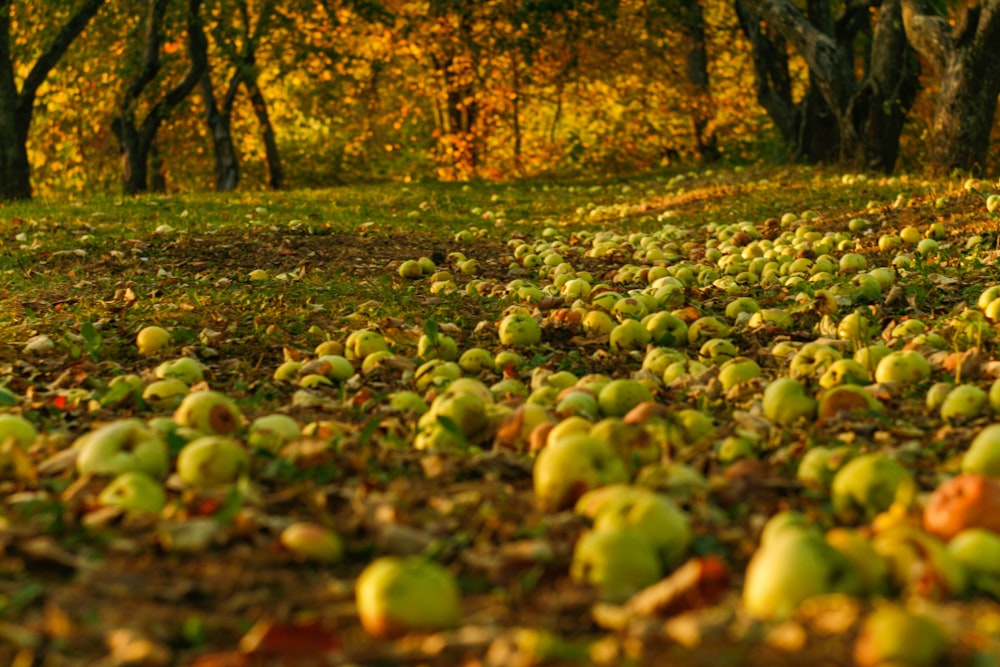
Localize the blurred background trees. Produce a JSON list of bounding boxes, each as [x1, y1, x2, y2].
[[3, 0, 999, 200]]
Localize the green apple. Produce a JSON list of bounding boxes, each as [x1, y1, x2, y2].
[[591, 487, 690, 570], [641, 347, 686, 377], [762, 378, 817, 425], [173, 390, 243, 435], [355, 556, 461, 637], [417, 333, 459, 361], [280, 522, 344, 563], [348, 329, 389, 360], [142, 378, 189, 410], [554, 389, 599, 419], [717, 357, 761, 391], [854, 605, 947, 667], [533, 433, 629, 511], [570, 526, 662, 603], [788, 342, 842, 379], [642, 311, 687, 347], [831, 453, 914, 524], [176, 436, 250, 488], [75, 418, 169, 478], [498, 313, 542, 347], [825, 528, 889, 595], [458, 347, 495, 373], [0, 414, 37, 448], [98, 470, 167, 513], [874, 350, 931, 385], [494, 403, 553, 451], [136, 325, 171, 356], [743, 529, 855, 620], [687, 316, 730, 346], [597, 379, 653, 418], [940, 384, 987, 423], [817, 359, 870, 388], [388, 390, 429, 415], [581, 310, 616, 336], [247, 414, 301, 452], [609, 319, 652, 352], [154, 357, 205, 385], [398, 259, 423, 279], [797, 445, 853, 488], [962, 424, 1000, 475], [272, 361, 303, 382]]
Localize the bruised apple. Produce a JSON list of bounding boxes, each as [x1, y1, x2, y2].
[[173, 390, 243, 435], [356, 556, 461, 637], [924, 473, 1000, 540]]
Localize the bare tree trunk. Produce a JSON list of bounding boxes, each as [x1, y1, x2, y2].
[[0, 0, 105, 201], [681, 0, 719, 161], [201, 71, 240, 191], [902, 0, 1000, 174], [115, 0, 207, 196], [244, 76, 282, 189]]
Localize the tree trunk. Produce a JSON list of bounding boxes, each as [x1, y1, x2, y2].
[[902, 0, 1000, 174], [681, 0, 719, 161], [200, 71, 240, 192], [737, 0, 917, 171], [116, 0, 206, 195], [0, 0, 105, 201], [244, 76, 283, 189]]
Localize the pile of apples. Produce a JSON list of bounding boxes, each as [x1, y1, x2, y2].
[[7, 171, 1000, 663]]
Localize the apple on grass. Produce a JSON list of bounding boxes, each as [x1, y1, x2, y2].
[[533, 433, 629, 511], [142, 378, 189, 410], [75, 418, 169, 479], [570, 525, 663, 603], [830, 453, 914, 524], [0, 414, 37, 448], [176, 436, 249, 488], [590, 486, 691, 570], [98, 470, 167, 513], [136, 325, 171, 356], [962, 424, 1000, 476], [247, 414, 301, 452], [498, 313, 542, 347], [355, 556, 461, 637], [173, 390, 243, 435], [154, 357, 205, 385], [854, 605, 948, 667], [280, 522, 344, 563], [761, 378, 816, 425], [597, 379, 653, 418]]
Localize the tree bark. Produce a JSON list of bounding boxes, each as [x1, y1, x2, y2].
[[737, 0, 918, 171], [115, 0, 207, 195], [244, 76, 282, 189], [681, 0, 719, 161], [902, 0, 1000, 174], [0, 0, 105, 201]]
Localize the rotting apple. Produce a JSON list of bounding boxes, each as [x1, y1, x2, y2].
[[173, 390, 243, 435]]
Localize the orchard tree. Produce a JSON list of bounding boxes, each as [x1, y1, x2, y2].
[[0, 0, 105, 201], [902, 0, 1000, 174], [736, 0, 919, 171], [112, 0, 207, 195]]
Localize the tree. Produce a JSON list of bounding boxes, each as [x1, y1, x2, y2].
[[736, 0, 919, 171], [112, 0, 207, 195], [902, 0, 1000, 174], [0, 0, 105, 201]]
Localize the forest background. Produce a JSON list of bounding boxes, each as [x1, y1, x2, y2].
[[1, 0, 999, 202]]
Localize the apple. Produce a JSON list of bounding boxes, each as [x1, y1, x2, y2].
[[0, 414, 37, 448], [642, 311, 688, 347], [948, 528, 1000, 586], [458, 347, 495, 373], [641, 347, 686, 377], [589, 416, 660, 470], [698, 338, 738, 365], [280, 522, 344, 563], [874, 350, 931, 385], [98, 470, 167, 513], [173, 390, 243, 435], [75, 418, 169, 478], [582, 310, 615, 336], [574, 483, 638, 519], [388, 390, 429, 415], [493, 403, 553, 451], [687, 316, 730, 346], [545, 415, 593, 447], [142, 378, 189, 410], [591, 487, 690, 570], [609, 319, 652, 352], [788, 342, 842, 379], [831, 453, 914, 524], [962, 424, 1000, 476], [597, 379, 653, 418], [924, 474, 1000, 540], [817, 384, 883, 420], [555, 389, 600, 419], [717, 357, 761, 391], [417, 333, 459, 361], [300, 355, 354, 382], [247, 414, 301, 452], [939, 383, 987, 423], [871, 526, 967, 597], [176, 436, 250, 488], [570, 526, 662, 603], [398, 259, 423, 279], [836, 311, 873, 341], [797, 445, 853, 488], [348, 330, 389, 360], [742, 529, 856, 620], [136, 325, 171, 356], [498, 313, 542, 347], [153, 357, 204, 385], [854, 605, 947, 667], [817, 359, 870, 388], [762, 378, 817, 425], [533, 433, 629, 511], [715, 434, 757, 463], [272, 361, 303, 382], [611, 297, 648, 321], [355, 556, 461, 637], [724, 296, 761, 320]]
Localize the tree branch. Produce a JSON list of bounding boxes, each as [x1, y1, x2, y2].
[[900, 0, 951, 73]]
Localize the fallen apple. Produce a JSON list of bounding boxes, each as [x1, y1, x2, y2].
[[498, 313, 542, 347], [533, 433, 629, 511], [75, 418, 170, 479], [247, 414, 301, 452], [570, 525, 663, 603], [98, 470, 167, 513], [173, 390, 243, 435], [355, 556, 462, 637], [962, 424, 1000, 476], [590, 486, 691, 570], [154, 357, 205, 385], [280, 522, 344, 563], [175, 436, 250, 488], [762, 377, 816, 425], [0, 414, 37, 448], [831, 453, 914, 524], [854, 605, 947, 667], [136, 325, 171, 356], [597, 379, 654, 418], [924, 473, 1000, 540]]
